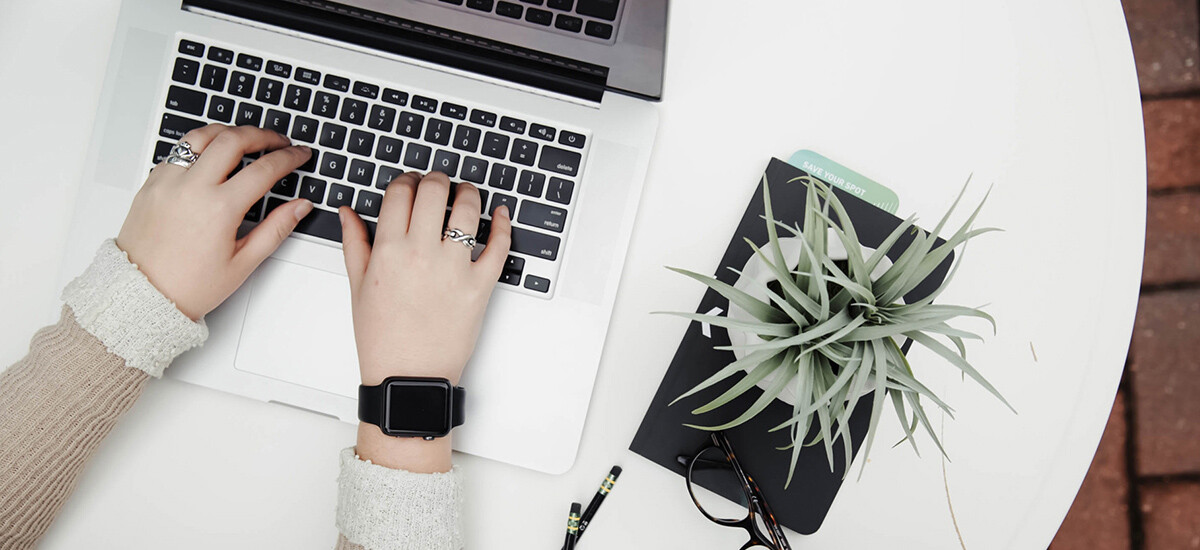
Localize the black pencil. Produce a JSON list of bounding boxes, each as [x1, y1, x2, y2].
[[564, 502, 581, 550], [562, 465, 622, 548]]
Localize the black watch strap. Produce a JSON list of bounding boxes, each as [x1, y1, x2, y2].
[[358, 378, 465, 436]]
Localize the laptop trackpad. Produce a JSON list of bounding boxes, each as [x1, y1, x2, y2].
[[235, 258, 360, 399]]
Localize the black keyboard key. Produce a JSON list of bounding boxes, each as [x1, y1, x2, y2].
[[524, 275, 550, 293], [236, 54, 263, 71], [555, 13, 583, 32], [481, 132, 509, 158], [397, 112, 424, 138], [529, 123, 556, 141], [489, 192, 519, 217], [558, 129, 585, 148], [160, 113, 205, 140], [470, 109, 497, 127], [348, 129, 375, 157], [166, 85, 206, 116], [488, 163, 517, 190], [510, 226, 560, 260], [348, 159, 376, 185], [440, 102, 468, 120], [504, 255, 525, 273], [172, 58, 200, 85], [517, 200, 567, 232], [340, 98, 368, 125], [295, 207, 342, 242], [179, 39, 204, 57], [256, 78, 284, 105], [509, 138, 537, 166], [355, 190, 383, 217], [547, 0, 572, 9], [461, 157, 488, 183], [525, 7, 552, 25], [200, 64, 228, 91], [300, 150, 319, 173], [264, 109, 291, 136], [547, 177, 574, 204], [369, 104, 397, 131], [500, 116, 527, 134], [382, 88, 409, 106], [412, 95, 438, 113], [285, 84, 312, 111], [441, 0, 465, 4], [452, 126, 482, 152], [432, 150, 460, 177], [208, 46, 234, 64], [152, 140, 174, 164], [236, 103, 263, 127], [476, 217, 492, 243], [517, 170, 546, 197], [228, 71, 255, 98], [375, 136, 403, 163], [403, 143, 432, 170], [466, 0, 494, 11], [478, 189, 490, 213], [585, 20, 613, 39], [266, 60, 292, 78], [538, 145, 582, 176], [324, 74, 350, 92], [376, 166, 403, 189], [576, 0, 618, 20], [291, 115, 319, 143], [245, 198, 265, 222], [272, 172, 300, 197], [300, 176, 327, 203], [500, 271, 521, 285], [424, 118, 453, 146], [496, 1, 523, 18], [327, 183, 355, 208], [321, 153, 349, 179], [353, 81, 380, 99], [319, 122, 347, 149], [207, 96, 235, 122], [312, 92, 339, 118], [295, 67, 321, 85]]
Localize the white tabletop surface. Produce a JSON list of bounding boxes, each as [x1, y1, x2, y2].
[[0, 0, 1145, 548]]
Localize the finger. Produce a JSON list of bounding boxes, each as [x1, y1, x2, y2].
[[151, 123, 228, 176], [232, 198, 313, 275], [188, 126, 292, 184], [225, 145, 312, 208], [338, 206, 371, 292], [445, 183, 482, 254], [408, 171, 453, 242], [375, 171, 420, 242], [475, 204, 512, 281]]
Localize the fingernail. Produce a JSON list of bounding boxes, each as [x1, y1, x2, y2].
[[497, 205, 510, 219], [297, 145, 311, 153], [294, 199, 313, 221], [338, 207, 346, 225]]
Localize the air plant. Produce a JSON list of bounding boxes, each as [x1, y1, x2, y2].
[[662, 175, 1009, 487]]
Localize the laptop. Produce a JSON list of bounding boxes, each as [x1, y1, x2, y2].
[[59, 0, 665, 474]]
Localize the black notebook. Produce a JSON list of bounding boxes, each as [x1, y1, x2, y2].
[[630, 158, 953, 535]]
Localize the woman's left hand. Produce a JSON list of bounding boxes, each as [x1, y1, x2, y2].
[[116, 124, 314, 320]]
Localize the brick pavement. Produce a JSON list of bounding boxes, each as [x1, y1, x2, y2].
[[1050, 1, 1200, 548]]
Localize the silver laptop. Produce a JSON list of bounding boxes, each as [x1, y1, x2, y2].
[[59, 0, 665, 474]]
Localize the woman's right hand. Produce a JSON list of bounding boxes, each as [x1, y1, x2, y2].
[[338, 171, 511, 472]]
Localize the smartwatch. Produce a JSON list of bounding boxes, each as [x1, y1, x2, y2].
[[358, 377, 465, 440]]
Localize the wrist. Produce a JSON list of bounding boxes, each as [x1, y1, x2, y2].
[[355, 422, 453, 473]]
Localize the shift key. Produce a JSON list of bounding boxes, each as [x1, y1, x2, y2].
[[510, 226, 560, 261]]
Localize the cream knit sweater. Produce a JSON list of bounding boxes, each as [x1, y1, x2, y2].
[[0, 241, 463, 549]]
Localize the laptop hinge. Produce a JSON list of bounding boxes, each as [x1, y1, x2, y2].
[[180, 0, 609, 103]]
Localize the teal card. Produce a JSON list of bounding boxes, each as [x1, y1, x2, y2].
[[786, 150, 899, 214]]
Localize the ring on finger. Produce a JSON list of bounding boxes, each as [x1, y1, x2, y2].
[[164, 140, 200, 169], [442, 227, 477, 250]]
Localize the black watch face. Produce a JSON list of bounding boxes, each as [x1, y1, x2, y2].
[[385, 379, 452, 435]]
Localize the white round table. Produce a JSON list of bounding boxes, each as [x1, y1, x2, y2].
[[0, 0, 1144, 548]]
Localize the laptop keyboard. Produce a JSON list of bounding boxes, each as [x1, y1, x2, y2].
[[420, 0, 623, 43], [154, 35, 590, 299]]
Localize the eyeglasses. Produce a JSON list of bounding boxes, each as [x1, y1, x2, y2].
[[677, 432, 792, 550]]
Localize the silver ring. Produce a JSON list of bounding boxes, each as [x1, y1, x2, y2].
[[164, 140, 200, 169], [442, 227, 477, 249]]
